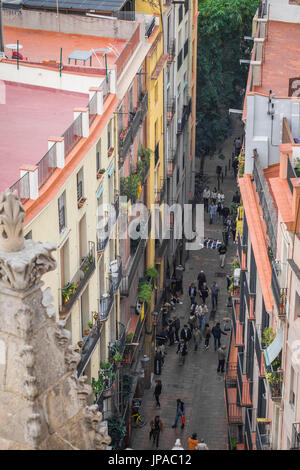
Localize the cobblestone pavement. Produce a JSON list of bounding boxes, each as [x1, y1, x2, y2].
[[131, 117, 242, 450]]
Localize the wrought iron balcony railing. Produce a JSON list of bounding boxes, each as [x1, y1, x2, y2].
[[167, 40, 175, 62], [110, 257, 123, 293], [99, 283, 114, 321], [77, 319, 101, 377], [167, 98, 176, 124], [60, 242, 95, 317], [268, 371, 283, 402], [97, 219, 110, 252], [291, 423, 300, 450], [256, 420, 271, 450], [245, 408, 254, 450]]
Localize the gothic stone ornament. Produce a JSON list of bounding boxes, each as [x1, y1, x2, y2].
[[0, 240, 56, 291], [76, 376, 92, 406], [0, 190, 25, 252], [94, 430, 112, 450], [26, 413, 42, 449], [15, 305, 33, 340], [20, 345, 35, 371], [55, 322, 71, 348], [24, 375, 39, 401], [84, 405, 103, 431], [64, 345, 81, 372]]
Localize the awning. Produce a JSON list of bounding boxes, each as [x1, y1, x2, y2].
[[263, 326, 284, 367], [107, 164, 114, 177], [97, 185, 103, 200]]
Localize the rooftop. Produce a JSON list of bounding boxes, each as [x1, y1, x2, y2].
[[0, 81, 88, 192], [3, 26, 127, 70], [253, 20, 300, 97]]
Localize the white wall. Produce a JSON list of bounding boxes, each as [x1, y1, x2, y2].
[[245, 94, 300, 173], [3, 9, 138, 39], [269, 0, 300, 23], [0, 61, 103, 93]]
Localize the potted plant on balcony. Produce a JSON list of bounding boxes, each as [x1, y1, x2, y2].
[[77, 340, 83, 349], [62, 282, 77, 304], [113, 353, 123, 367], [97, 168, 106, 179], [119, 129, 127, 141], [84, 328, 90, 336], [93, 311, 99, 321], [92, 376, 104, 399], [138, 282, 153, 305], [78, 196, 87, 208], [146, 266, 158, 288], [107, 414, 126, 450]]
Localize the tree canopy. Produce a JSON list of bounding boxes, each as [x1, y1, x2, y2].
[[196, 0, 259, 157]]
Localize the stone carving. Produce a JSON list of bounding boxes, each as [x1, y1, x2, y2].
[[20, 345, 35, 370], [84, 405, 103, 431], [24, 375, 39, 401], [64, 345, 81, 372], [42, 288, 56, 318], [15, 305, 33, 340], [0, 190, 25, 252], [75, 376, 92, 407], [54, 322, 71, 348], [26, 413, 42, 448], [94, 430, 112, 450], [0, 240, 56, 291]]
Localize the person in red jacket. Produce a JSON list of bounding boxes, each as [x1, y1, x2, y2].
[[12, 51, 24, 60]]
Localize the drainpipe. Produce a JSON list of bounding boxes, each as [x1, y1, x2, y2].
[[0, 1, 4, 54]]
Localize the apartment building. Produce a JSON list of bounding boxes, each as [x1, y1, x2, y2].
[[0, 7, 150, 421], [225, 0, 300, 450]]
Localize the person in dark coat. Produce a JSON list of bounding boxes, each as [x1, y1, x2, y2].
[[210, 281, 219, 311], [167, 320, 175, 346], [199, 282, 209, 305], [212, 322, 227, 351], [180, 324, 192, 343], [188, 282, 197, 305], [150, 415, 163, 448], [154, 380, 162, 408], [176, 339, 188, 365], [172, 399, 186, 429], [203, 323, 212, 350], [197, 270, 207, 291], [173, 316, 180, 343]]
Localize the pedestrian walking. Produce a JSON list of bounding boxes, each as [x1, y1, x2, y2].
[[197, 270, 206, 291], [174, 316, 180, 343], [210, 281, 219, 311], [188, 309, 197, 332], [149, 415, 163, 448], [193, 326, 202, 352], [217, 190, 225, 204], [211, 187, 218, 204], [216, 202, 223, 224], [187, 433, 199, 451], [203, 323, 212, 350], [226, 274, 233, 307], [212, 322, 227, 351], [176, 339, 188, 365], [172, 438, 184, 450], [199, 303, 208, 330], [188, 282, 197, 305], [202, 186, 210, 213], [231, 219, 237, 243], [195, 439, 209, 450], [208, 201, 217, 224], [232, 157, 239, 178], [199, 282, 209, 305], [154, 380, 162, 408], [232, 190, 240, 204], [222, 225, 230, 247], [167, 320, 175, 346], [172, 399, 186, 429], [217, 345, 227, 373], [218, 243, 227, 268], [180, 324, 192, 343]]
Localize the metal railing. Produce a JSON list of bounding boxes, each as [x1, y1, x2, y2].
[[268, 371, 283, 401], [9, 172, 30, 202], [59, 242, 95, 317], [77, 319, 102, 377], [87, 92, 98, 126], [184, 38, 189, 58], [287, 157, 297, 193], [253, 156, 277, 258], [140, 90, 148, 122], [237, 352, 243, 405], [58, 206, 65, 233], [256, 420, 271, 450], [167, 40, 175, 61], [97, 219, 109, 252], [36, 144, 57, 189], [63, 113, 83, 158], [177, 98, 192, 134], [167, 98, 176, 123], [110, 257, 123, 293], [99, 283, 114, 321], [291, 423, 300, 450], [245, 408, 254, 450], [225, 378, 242, 424], [255, 324, 263, 372], [119, 92, 148, 162]]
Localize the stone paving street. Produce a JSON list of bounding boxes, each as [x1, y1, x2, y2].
[[131, 116, 242, 450]]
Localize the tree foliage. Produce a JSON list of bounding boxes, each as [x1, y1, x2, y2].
[[196, 0, 259, 156]]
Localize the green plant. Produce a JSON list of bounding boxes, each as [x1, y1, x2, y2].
[[100, 361, 113, 371], [88, 321, 93, 329], [138, 282, 153, 304], [139, 145, 152, 166], [238, 154, 245, 177], [120, 174, 142, 202], [110, 342, 120, 358], [107, 414, 126, 450], [92, 376, 104, 397], [62, 282, 77, 303], [228, 279, 234, 297], [230, 437, 237, 450], [126, 333, 134, 344], [262, 327, 281, 370], [99, 168, 106, 174], [231, 258, 240, 271], [122, 372, 133, 401], [113, 353, 123, 362], [146, 266, 159, 281]]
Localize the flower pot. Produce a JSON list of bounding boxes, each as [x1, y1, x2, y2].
[[84, 329, 90, 336], [93, 313, 99, 320], [78, 341, 83, 348]]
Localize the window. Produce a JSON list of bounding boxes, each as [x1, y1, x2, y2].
[[184, 0, 189, 14], [107, 119, 112, 150], [58, 192, 66, 233], [96, 139, 101, 172], [289, 366, 296, 407], [178, 5, 183, 24], [77, 168, 84, 201], [295, 291, 300, 320]]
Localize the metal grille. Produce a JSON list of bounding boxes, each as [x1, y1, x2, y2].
[[87, 93, 98, 126], [253, 157, 277, 257], [287, 156, 296, 193], [36, 144, 57, 189], [63, 113, 83, 158], [102, 74, 110, 102], [9, 172, 30, 201]]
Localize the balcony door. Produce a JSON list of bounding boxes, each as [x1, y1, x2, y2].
[[80, 286, 90, 337], [60, 238, 70, 288], [79, 214, 87, 261]]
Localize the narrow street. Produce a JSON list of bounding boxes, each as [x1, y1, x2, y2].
[[131, 116, 243, 450]]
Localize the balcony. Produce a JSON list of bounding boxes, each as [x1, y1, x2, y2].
[[271, 263, 288, 319], [291, 423, 300, 450], [167, 40, 175, 63], [77, 319, 102, 377], [99, 283, 114, 322], [156, 178, 167, 205], [255, 325, 264, 376], [237, 353, 252, 407], [118, 91, 148, 163], [256, 419, 271, 450], [287, 156, 297, 193], [121, 214, 152, 296], [167, 98, 176, 124], [145, 17, 156, 38], [110, 257, 123, 293], [184, 38, 189, 58], [97, 219, 110, 253], [60, 242, 95, 318], [267, 371, 283, 402], [177, 98, 192, 135], [110, 322, 126, 359], [253, 156, 277, 258], [225, 378, 243, 425], [245, 408, 255, 450]]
